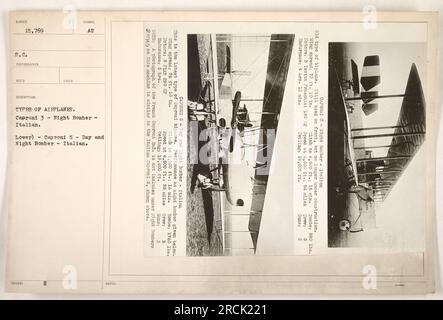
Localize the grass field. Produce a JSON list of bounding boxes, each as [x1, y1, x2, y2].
[[186, 34, 224, 256]]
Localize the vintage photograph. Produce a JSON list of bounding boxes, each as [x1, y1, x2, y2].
[[328, 42, 427, 248], [186, 34, 294, 256]]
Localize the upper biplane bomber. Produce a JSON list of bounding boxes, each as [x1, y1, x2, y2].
[[327, 42, 426, 247]]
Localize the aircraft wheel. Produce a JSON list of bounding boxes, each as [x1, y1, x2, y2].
[[204, 116, 211, 127], [339, 219, 351, 231]]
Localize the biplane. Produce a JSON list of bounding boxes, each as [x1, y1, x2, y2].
[[188, 34, 295, 254]]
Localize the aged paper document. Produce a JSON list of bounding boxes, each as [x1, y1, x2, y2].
[[5, 11, 438, 294]]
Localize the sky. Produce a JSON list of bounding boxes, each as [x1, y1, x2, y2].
[[221, 38, 428, 253]]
